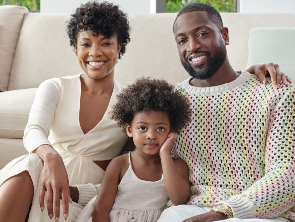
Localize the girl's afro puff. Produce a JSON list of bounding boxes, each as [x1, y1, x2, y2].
[[111, 77, 192, 133]]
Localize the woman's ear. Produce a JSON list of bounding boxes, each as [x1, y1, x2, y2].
[[74, 45, 77, 55], [118, 43, 122, 52], [125, 124, 133, 137]]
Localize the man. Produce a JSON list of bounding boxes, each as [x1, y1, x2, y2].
[[158, 3, 295, 222]]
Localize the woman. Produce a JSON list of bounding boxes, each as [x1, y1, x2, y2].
[[0, 1, 290, 222], [0, 2, 130, 221]]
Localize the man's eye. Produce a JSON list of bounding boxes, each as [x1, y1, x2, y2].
[[178, 39, 187, 45], [197, 32, 209, 37]]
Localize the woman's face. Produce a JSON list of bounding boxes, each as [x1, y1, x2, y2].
[[75, 30, 122, 81]]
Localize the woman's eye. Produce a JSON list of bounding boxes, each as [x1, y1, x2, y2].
[[102, 42, 112, 46], [81, 43, 90, 47], [157, 127, 165, 132]]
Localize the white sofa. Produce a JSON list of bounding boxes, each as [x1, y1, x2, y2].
[[1, 5, 295, 168]]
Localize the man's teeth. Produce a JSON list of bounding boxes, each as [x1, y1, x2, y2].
[[191, 56, 205, 62], [89, 61, 104, 66]]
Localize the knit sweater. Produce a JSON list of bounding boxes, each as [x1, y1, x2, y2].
[[172, 72, 295, 220]]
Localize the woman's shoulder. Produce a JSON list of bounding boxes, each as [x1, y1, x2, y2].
[[39, 74, 82, 90]]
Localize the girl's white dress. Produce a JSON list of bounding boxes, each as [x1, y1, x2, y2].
[[0, 75, 128, 221], [76, 152, 169, 222]]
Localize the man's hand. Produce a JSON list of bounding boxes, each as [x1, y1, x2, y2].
[[183, 211, 228, 222]]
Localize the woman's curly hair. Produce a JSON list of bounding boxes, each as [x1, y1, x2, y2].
[[67, 1, 130, 59], [111, 77, 192, 133]]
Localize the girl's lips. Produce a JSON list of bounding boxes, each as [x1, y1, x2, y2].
[[145, 143, 158, 149]]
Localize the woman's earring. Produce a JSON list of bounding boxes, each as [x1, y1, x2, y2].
[[225, 41, 229, 45]]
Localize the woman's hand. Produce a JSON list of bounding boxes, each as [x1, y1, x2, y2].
[[246, 63, 292, 88], [36, 145, 71, 221]]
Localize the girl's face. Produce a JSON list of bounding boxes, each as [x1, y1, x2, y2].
[[75, 30, 122, 81], [126, 111, 171, 155]]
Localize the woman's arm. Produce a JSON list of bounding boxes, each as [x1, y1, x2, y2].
[[160, 133, 191, 205], [246, 63, 292, 87], [23, 79, 71, 221], [92, 156, 124, 222]]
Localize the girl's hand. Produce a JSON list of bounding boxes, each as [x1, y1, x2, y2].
[[246, 63, 292, 88], [39, 151, 71, 221], [160, 133, 177, 155]]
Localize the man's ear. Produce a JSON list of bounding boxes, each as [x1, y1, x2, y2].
[[125, 124, 133, 137], [221, 27, 229, 45]]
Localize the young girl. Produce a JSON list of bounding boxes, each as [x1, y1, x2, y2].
[[76, 77, 192, 222]]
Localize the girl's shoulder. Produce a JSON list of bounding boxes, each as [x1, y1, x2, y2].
[[109, 153, 129, 169]]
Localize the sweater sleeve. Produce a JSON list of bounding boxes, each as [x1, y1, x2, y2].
[[23, 79, 60, 153], [76, 183, 101, 206], [223, 87, 295, 219]]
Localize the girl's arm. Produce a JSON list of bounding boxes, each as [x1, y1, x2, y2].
[[92, 156, 124, 222], [246, 63, 292, 87], [160, 133, 191, 206]]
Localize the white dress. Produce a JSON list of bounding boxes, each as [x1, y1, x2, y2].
[[0, 74, 128, 221], [76, 152, 169, 222]]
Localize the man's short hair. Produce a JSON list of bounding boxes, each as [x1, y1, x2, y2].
[[173, 3, 223, 30]]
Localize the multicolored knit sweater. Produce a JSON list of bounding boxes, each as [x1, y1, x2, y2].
[[173, 72, 295, 220]]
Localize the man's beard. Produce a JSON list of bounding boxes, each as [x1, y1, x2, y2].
[[181, 44, 227, 80]]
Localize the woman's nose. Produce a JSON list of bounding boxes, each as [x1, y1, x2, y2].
[[90, 46, 102, 57]]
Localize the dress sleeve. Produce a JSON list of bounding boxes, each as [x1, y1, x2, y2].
[[23, 79, 60, 153], [223, 87, 295, 219]]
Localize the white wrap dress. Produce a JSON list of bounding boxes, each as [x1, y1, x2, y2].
[[0, 74, 128, 221]]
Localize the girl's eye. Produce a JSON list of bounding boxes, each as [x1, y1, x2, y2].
[[157, 127, 165, 132], [138, 126, 147, 131]]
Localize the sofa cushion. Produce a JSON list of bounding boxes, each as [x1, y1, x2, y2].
[[0, 88, 37, 139], [247, 28, 295, 81], [0, 6, 28, 92], [8, 13, 82, 90]]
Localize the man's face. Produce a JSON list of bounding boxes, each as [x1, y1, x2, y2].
[[173, 11, 227, 80]]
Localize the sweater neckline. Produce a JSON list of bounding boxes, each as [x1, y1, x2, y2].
[[178, 71, 252, 94]]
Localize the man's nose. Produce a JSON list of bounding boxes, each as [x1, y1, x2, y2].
[[186, 38, 201, 52]]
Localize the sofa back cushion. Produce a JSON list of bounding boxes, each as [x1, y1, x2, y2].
[[8, 13, 82, 90], [0, 6, 28, 92], [247, 28, 295, 81]]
